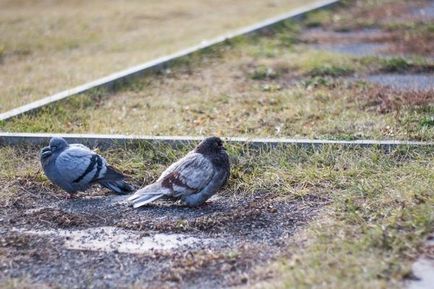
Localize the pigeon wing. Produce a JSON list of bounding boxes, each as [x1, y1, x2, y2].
[[70, 143, 92, 151], [159, 152, 215, 198], [55, 147, 106, 185]]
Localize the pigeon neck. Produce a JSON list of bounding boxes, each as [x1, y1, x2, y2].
[[53, 144, 68, 155], [195, 146, 210, 155], [209, 150, 229, 169]]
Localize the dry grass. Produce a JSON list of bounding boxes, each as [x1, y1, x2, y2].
[[2, 0, 433, 140], [358, 86, 434, 114], [0, 143, 433, 288], [2, 46, 433, 140], [0, 0, 315, 112], [1, 1, 433, 288], [308, 0, 428, 30], [303, 0, 434, 57], [264, 146, 434, 289]]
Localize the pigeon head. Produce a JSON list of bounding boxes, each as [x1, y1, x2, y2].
[[49, 137, 68, 152], [195, 136, 226, 155]]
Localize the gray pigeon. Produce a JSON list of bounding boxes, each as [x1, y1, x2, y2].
[[40, 137, 133, 196], [128, 136, 230, 208]]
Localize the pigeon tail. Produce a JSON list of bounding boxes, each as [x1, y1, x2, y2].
[[99, 180, 133, 194], [97, 165, 133, 194], [131, 194, 165, 208], [104, 165, 129, 180], [128, 183, 170, 208]]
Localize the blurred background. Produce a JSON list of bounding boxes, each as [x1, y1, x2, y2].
[[0, 0, 315, 112]]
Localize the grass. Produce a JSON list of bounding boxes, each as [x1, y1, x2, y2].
[[0, 0, 316, 113], [377, 57, 434, 73], [1, 50, 432, 140], [270, 146, 434, 289], [305, 0, 429, 30], [1, 0, 433, 140], [304, 0, 434, 57], [0, 0, 433, 286], [0, 143, 433, 288]]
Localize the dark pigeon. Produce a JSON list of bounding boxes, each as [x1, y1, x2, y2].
[[40, 137, 133, 196], [128, 136, 230, 208]]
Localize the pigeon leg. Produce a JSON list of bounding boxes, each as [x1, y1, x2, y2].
[[201, 201, 213, 207], [65, 193, 77, 200]]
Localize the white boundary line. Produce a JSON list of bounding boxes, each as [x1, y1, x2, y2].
[[0, 132, 432, 149], [0, 0, 339, 121]]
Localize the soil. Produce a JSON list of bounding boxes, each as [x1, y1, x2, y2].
[[363, 74, 434, 91], [300, 0, 434, 107], [0, 182, 327, 289], [302, 0, 434, 58], [1, 1, 433, 288]]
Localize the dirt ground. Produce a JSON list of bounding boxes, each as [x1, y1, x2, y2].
[[1, 1, 434, 288], [0, 142, 433, 289], [0, 182, 325, 289]]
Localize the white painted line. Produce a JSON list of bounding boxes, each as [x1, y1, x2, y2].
[[0, 0, 339, 121], [0, 132, 432, 149], [13, 226, 209, 254]]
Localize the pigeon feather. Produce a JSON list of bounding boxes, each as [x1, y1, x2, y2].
[[41, 137, 133, 195], [129, 136, 229, 208]]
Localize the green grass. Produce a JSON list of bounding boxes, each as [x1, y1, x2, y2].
[[379, 57, 425, 73], [0, 143, 433, 288], [2, 71, 432, 140], [250, 65, 280, 80], [1, 0, 433, 287], [1, 0, 432, 140], [1, 40, 432, 140], [271, 147, 434, 289]]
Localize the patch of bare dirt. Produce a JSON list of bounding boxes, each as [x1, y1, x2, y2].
[[302, 0, 434, 58], [321, 0, 428, 30], [300, 28, 394, 44], [354, 85, 434, 113], [386, 30, 434, 57], [27, 208, 97, 228], [0, 182, 326, 289]]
